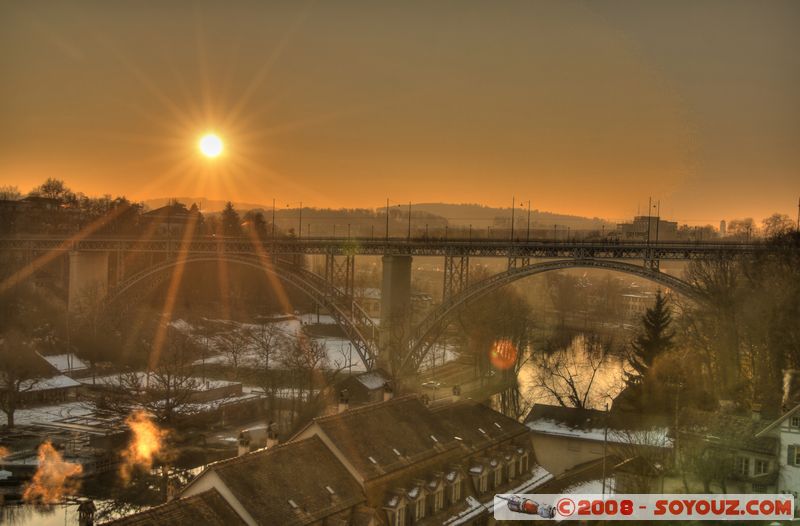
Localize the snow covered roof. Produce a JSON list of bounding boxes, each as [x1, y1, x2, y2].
[[526, 418, 671, 447], [21, 375, 82, 392], [40, 353, 88, 373], [354, 371, 388, 390]]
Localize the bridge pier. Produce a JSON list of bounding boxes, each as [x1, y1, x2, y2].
[[379, 255, 412, 373], [68, 251, 109, 313]]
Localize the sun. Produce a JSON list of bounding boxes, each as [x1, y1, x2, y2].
[[198, 133, 224, 158]]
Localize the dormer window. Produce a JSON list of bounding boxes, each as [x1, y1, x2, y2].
[[494, 464, 503, 487], [791, 416, 800, 428], [432, 485, 444, 512]]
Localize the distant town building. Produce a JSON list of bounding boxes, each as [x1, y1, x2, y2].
[[615, 216, 678, 241], [621, 292, 655, 321], [720, 220, 727, 236], [141, 202, 202, 237]]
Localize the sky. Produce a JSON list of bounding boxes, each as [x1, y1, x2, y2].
[[1, 0, 798, 224]]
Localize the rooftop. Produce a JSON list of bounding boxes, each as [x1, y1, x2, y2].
[[103, 489, 246, 526], [299, 395, 459, 480], [187, 435, 364, 525]]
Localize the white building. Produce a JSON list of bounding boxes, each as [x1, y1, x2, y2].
[[754, 403, 800, 510]]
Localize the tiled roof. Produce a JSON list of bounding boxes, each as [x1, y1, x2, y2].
[[103, 489, 245, 526], [433, 401, 528, 449], [201, 435, 365, 525], [679, 409, 778, 455], [307, 395, 459, 480]]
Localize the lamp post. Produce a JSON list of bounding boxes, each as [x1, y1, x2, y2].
[[407, 201, 412, 242], [510, 196, 515, 242], [524, 200, 531, 241]]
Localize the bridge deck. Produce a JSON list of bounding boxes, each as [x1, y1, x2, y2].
[[0, 236, 766, 259]]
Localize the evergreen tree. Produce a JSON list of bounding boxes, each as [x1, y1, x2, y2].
[[626, 290, 674, 386], [221, 201, 242, 237]]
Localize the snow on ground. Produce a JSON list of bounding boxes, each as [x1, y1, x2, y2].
[[561, 476, 615, 495], [7, 401, 95, 426], [416, 343, 460, 371], [171, 316, 370, 372]]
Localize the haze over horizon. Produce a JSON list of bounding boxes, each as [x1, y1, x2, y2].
[[2, 1, 799, 224]]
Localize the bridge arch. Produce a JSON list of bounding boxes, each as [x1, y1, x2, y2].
[[105, 254, 379, 369], [403, 258, 699, 372]]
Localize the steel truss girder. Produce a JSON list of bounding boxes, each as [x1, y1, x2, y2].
[[324, 253, 355, 298], [401, 258, 702, 374], [442, 254, 469, 302], [105, 254, 379, 370]]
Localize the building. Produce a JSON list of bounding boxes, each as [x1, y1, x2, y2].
[[140, 202, 202, 237], [104, 488, 247, 526], [677, 409, 779, 494], [620, 292, 655, 321], [106, 395, 551, 526], [40, 353, 91, 379], [337, 370, 392, 406], [615, 216, 678, 241], [525, 404, 670, 477]]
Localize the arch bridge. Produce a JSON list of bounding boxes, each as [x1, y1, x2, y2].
[[0, 236, 767, 374]]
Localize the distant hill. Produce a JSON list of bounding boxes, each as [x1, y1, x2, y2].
[[143, 198, 615, 230], [407, 203, 614, 229]]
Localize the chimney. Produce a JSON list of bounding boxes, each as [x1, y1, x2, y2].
[[266, 421, 279, 449], [750, 402, 763, 421], [237, 431, 250, 457], [338, 389, 349, 413], [452, 384, 461, 402], [783, 370, 800, 411], [383, 382, 394, 402]]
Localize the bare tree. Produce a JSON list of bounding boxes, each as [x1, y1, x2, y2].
[[529, 334, 619, 409], [0, 185, 21, 201], [0, 331, 50, 428], [279, 335, 330, 403], [106, 329, 202, 425], [248, 323, 287, 415], [217, 329, 250, 377], [762, 213, 795, 238], [613, 427, 673, 493]]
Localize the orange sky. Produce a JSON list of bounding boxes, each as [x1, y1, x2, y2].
[[1, 1, 798, 224]]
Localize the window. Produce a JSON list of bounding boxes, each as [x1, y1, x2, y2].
[[450, 480, 461, 503], [792, 416, 800, 429], [734, 456, 750, 476], [754, 459, 770, 475], [387, 505, 406, 526], [415, 498, 425, 520], [479, 472, 488, 493], [508, 460, 516, 479], [521, 453, 529, 473], [433, 488, 444, 512], [494, 467, 502, 487], [790, 445, 800, 466]]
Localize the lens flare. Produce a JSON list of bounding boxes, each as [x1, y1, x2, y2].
[[120, 410, 167, 483], [490, 338, 518, 370], [22, 441, 83, 504]]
